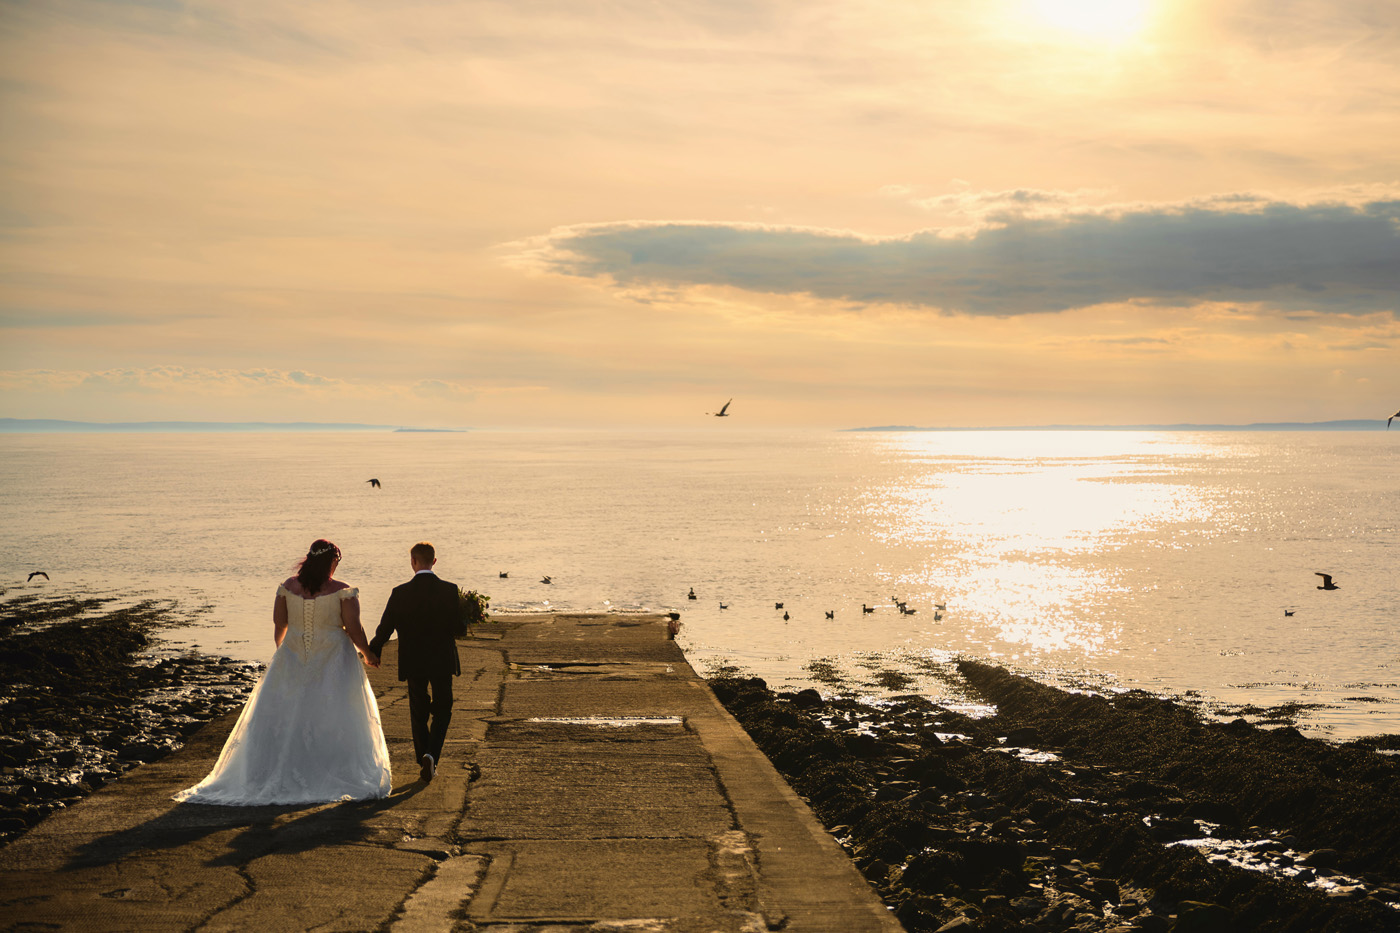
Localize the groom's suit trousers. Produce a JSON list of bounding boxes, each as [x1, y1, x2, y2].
[[407, 670, 453, 763]]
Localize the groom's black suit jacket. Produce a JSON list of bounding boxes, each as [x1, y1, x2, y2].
[[370, 572, 462, 682]]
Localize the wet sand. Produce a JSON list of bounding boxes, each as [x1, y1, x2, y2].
[[710, 664, 1400, 932]]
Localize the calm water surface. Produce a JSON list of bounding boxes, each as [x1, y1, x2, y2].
[[2, 429, 1396, 740]]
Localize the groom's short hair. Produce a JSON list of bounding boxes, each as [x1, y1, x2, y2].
[[411, 542, 435, 564]]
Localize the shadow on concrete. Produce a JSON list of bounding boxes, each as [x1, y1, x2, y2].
[[64, 781, 427, 871]]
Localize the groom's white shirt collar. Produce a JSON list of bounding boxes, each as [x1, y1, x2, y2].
[[414, 568, 436, 576]]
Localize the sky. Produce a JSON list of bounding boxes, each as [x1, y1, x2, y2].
[[2, 0, 1397, 428]]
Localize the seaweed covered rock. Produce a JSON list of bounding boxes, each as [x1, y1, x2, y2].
[[710, 670, 1400, 933], [0, 594, 257, 846]]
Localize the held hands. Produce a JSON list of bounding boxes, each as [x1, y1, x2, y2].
[[361, 649, 381, 669]]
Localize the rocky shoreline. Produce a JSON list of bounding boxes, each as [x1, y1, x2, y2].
[[0, 593, 258, 847], [6, 590, 1399, 931], [711, 664, 1400, 933]]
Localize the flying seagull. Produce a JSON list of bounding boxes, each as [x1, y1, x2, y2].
[[366, 478, 381, 488], [28, 571, 48, 582], [540, 576, 552, 584], [708, 399, 732, 417], [1315, 573, 1339, 591], [1389, 409, 1400, 430]]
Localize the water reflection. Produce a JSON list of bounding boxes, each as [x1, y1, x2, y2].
[[866, 432, 1216, 659]]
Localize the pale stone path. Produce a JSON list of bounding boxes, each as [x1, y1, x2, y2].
[[0, 613, 903, 933]]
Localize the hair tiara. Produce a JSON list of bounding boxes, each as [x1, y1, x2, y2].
[[309, 544, 338, 558]]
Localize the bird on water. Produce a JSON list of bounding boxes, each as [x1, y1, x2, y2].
[[708, 399, 732, 417], [825, 610, 834, 619], [862, 603, 874, 614], [366, 478, 381, 488], [1284, 609, 1295, 617], [1316, 573, 1339, 591], [775, 602, 784, 609], [499, 572, 508, 578], [540, 576, 552, 584], [719, 602, 728, 610], [688, 587, 697, 600], [28, 571, 48, 582]]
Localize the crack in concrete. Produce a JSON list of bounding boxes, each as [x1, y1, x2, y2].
[[193, 863, 256, 932], [387, 854, 488, 933]]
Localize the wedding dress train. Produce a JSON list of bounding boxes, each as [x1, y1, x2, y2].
[[173, 586, 392, 805]]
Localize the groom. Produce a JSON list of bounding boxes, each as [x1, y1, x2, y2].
[[370, 542, 462, 783]]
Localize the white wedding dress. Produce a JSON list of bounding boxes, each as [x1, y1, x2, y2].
[[174, 586, 392, 805]]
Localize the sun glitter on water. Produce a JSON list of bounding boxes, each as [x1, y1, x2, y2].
[[1027, 0, 1152, 40]]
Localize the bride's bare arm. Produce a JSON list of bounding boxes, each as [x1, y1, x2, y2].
[[273, 590, 289, 647], [341, 594, 380, 667]]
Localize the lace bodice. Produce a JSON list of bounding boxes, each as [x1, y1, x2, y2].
[[277, 585, 358, 659]]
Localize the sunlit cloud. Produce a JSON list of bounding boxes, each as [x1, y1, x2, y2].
[[520, 189, 1400, 317], [911, 182, 1110, 222]]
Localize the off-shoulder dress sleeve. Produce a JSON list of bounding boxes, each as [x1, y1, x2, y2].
[[276, 583, 293, 599], [338, 587, 360, 601]]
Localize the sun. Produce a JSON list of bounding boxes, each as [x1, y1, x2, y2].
[[1028, 0, 1153, 40]]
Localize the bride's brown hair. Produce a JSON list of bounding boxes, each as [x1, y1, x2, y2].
[[296, 539, 341, 595]]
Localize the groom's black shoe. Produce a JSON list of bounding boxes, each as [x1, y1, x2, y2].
[[419, 753, 436, 783]]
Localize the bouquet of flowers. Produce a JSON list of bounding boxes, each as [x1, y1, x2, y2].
[[458, 588, 491, 635]]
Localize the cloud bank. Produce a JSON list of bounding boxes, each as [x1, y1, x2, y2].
[[0, 367, 484, 398], [522, 192, 1400, 316]]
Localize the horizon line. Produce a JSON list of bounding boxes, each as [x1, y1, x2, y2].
[[846, 419, 1389, 432], [0, 417, 1392, 433]]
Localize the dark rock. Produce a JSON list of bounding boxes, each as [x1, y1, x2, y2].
[[1302, 848, 1340, 869], [1182, 800, 1239, 826], [1005, 726, 1040, 746], [116, 743, 162, 762], [1146, 817, 1196, 842], [1172, 900, 1231, 933], [1090, 877, 1121, 903], [1011, 895, 1048, 917]]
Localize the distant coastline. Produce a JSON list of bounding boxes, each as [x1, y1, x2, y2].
[[846, 419, 1388, 432], [0, 419, 466, 433]]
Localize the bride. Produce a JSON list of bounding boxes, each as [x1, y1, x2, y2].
[[174, 539, 393, 805]]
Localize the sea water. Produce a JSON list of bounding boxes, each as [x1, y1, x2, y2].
[[1, 429, 1396, 740]]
